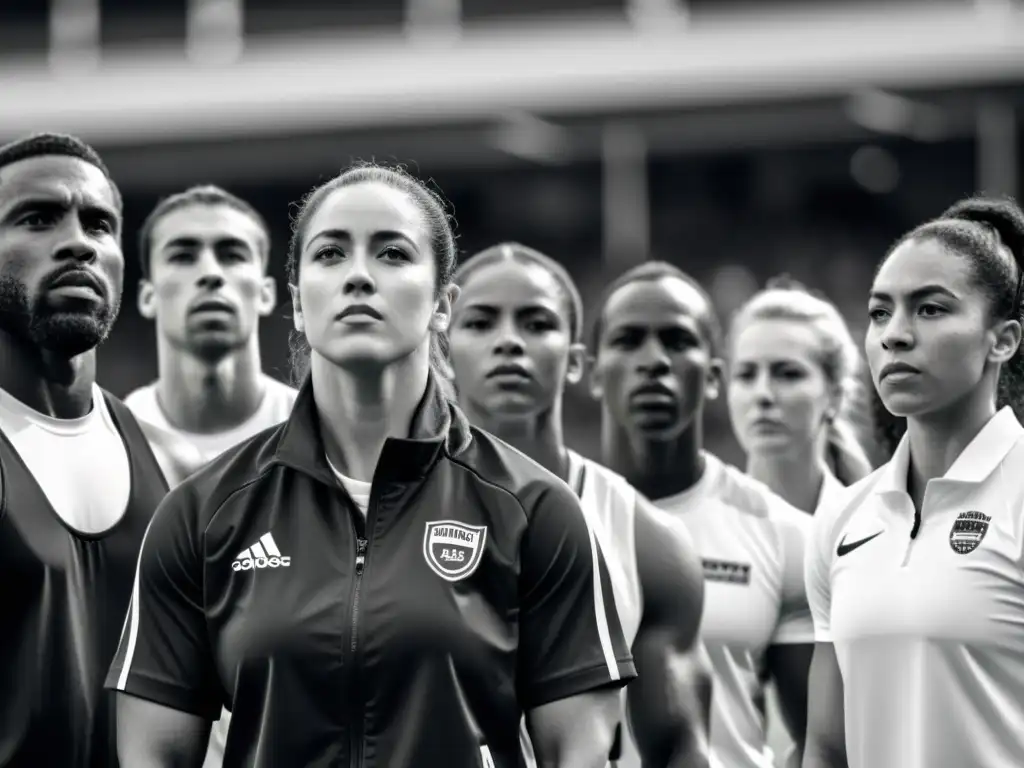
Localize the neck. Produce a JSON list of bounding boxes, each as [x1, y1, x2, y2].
[[312, 345, 430, 482], [155, 336, 266, 434], [747, 444, 826, 514], [601, 409, 705, 501], [0, 330, 96, 418], [464, 399, 569, 482], [905, 388, 997, 503]]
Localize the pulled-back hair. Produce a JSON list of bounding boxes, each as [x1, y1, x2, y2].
[[453, 243, 584, 343], [137, 184, 270, 279], [730, 275, 875, 485], [589, 261, 722, 356], [286, 162, 458, 397], [873, 195, 1024, 450]]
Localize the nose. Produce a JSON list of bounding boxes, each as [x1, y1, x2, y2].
[[635, 337, 670, 377], [53, 217, 97, 264], [751, 369, 775, 406], [492, 317, 525, 357], [879, 308, 914, 351], [195, 249, 226, 290], [342, 253, 376, 297]]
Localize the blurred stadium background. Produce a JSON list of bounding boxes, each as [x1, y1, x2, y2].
[[3, 0, 1023, 466]]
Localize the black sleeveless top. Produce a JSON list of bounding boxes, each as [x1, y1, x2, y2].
[[0, 390, 167, 767]]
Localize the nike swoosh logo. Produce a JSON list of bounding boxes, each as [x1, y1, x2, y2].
[[836, 531, 883, 557]]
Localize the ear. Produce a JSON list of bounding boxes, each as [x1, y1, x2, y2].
[[431, 283, 460, 334], [588, 355, 604, 400], [705, 357, 725, 402], [565, 343, 587, 386], [256, 276, 277, 318], [137, 279, 157, 320], [989, 318, 1023, 365], [288, 283, 304, 333]]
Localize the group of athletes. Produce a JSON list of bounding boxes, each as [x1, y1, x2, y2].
[[1, 130, 1023, 768]]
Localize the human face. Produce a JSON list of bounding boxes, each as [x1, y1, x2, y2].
[[292, 182, 454, 372], [590, 276, 721, 440], [866, 237, 1016, 418], [728, 318, 835, 458], [140, 203, 274, 361], [449, 259, 583, 421], [0, 155, 123, 358]]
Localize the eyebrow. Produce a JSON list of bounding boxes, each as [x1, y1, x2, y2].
[[307, 229, 418, 250], [160, 235, 253, 252], [3, 196, 119, 227], [869, 284, 960, 302]]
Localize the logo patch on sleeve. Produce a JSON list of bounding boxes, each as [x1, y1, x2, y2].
[[423, 521, 488, 582], [949, 510, 991, 555]]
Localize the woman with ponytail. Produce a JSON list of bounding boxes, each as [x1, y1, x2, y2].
[[110, 164, 636, 767], [727, 279, 875, 767], [728, 277, 876, 514], [804, 196, 1024, 768]]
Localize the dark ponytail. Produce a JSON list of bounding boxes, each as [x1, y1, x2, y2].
[[942, 197, 1024, 421], [873, 195, 1024, 456]]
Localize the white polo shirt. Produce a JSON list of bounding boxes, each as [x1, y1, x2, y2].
[[806, 406, 1024, 768], [656, 453, 813, 768]]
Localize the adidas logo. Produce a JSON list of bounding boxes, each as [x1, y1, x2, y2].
[[232, 532, 291, 571]]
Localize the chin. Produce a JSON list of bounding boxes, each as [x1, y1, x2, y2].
[[33, 314, 112, 357], [744, 433, 794, 454], [320, 337, 413, 372], [483, 394, 543, 420]]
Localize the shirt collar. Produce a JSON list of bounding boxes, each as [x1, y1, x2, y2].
[[874, 406, 1024, 495], [272, 371, 472, 485]]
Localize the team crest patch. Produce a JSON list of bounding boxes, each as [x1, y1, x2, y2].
[[949, 511, 991, 555], [423, 521, 488, 582]]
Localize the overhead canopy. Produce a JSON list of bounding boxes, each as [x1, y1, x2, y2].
[[2, 3, 1022, 144]]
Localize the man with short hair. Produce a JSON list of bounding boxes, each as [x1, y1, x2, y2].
[[124, 184, 296, 766], [0, 132, 167, 766]]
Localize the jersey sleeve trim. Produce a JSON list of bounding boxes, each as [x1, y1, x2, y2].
[[580, 502, 628, 684], [113, 672, 223, 720], [521, 658, 636, 709], [109, 515, 154, 693]]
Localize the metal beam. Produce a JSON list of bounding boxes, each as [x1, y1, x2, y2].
[[4, 4, 1024, 144]]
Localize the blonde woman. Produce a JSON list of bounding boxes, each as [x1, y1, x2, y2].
[[726, 277, 874, 767]]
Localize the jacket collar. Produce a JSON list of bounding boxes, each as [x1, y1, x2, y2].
[[273, 371, 472, 485]]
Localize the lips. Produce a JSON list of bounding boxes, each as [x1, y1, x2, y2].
[[628, 382, 676, 406], [486, 363, 532, 381], [338, 304, 384, 320], [189, 298, 234, 315], [48, 269, 104, 297], [879, 361, 921, 380]]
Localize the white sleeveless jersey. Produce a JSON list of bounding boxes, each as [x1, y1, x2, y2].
[[521, 450, 642, 768], [124, 375, 297, 488], [656, 453, 813, 768]]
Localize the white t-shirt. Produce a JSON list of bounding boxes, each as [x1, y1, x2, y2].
[[326, 456, 372, 515], [656, 453, 813, 768], [124, 375, 297, 488], [0, 384, 129, 535], [806, 406, 1024, 768], [125, 374, 296, 768]]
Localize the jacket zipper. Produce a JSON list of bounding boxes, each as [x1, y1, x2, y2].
[[350, 477, 382, 768], [350, 533, 367, 768]]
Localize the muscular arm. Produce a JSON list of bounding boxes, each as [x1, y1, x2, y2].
[[802, 643, 848, 768], [527, 688, 623, 768], [764, 643, 813, 764], [116, 695, 211, 768], [627, 497, 712, 768]]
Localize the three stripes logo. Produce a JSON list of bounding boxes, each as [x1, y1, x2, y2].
[[232, 532, 291, 571]]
